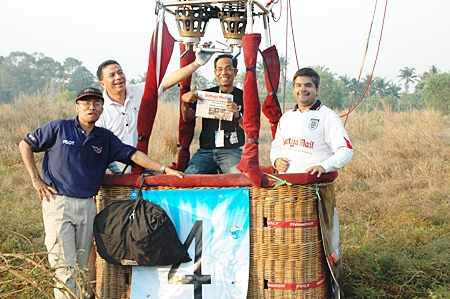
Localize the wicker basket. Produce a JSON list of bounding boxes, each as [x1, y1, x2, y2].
[[95, 183, 332, 299]]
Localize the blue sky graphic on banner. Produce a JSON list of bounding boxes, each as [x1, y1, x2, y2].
[[129, 188, 250, 299]]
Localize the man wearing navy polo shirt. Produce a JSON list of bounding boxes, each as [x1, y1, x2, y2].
[[19, 87, 183, 299]]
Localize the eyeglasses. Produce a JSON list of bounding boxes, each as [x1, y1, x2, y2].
[[215, 66, 235, 73], [77, 100, 103, 109]]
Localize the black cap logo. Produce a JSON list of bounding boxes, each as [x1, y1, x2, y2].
[[75, 87, 104, 102]]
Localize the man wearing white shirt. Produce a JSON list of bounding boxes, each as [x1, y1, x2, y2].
[[270, 68, 352, 299], [270, 67, 353, 176], [96, 49, 213, 173]]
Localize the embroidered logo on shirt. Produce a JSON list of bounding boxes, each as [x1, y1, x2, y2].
[[132, 106, 138, 113], [28, 134, 36, 141], [308, 118, 320, 130], [92, 145, 103, 154], [62, 140, 75, 145]]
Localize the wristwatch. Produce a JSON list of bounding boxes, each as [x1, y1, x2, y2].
[[235, 112, 242, 121], [160, 165, 167, 174]]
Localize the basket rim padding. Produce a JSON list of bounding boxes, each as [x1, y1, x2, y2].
[[102, 167, 338, 188]]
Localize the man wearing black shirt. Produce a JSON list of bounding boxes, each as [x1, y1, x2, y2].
[[181, 54, 244, 174]]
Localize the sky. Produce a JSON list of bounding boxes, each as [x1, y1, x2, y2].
[[1, 0, 450, 90]]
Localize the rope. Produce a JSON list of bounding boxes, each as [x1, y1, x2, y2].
[[267, 0, 282, 22], [277, 0, 300, 113], [287, 0, 299, 70], [341, 0, 389, 123], [264, 172, 323, 201], [268, 0, 388, 119]]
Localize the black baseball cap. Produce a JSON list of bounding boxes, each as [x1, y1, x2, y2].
[[75, 87, 104, 102]]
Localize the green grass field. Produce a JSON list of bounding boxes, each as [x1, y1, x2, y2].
[[1, 94, 449, 298]]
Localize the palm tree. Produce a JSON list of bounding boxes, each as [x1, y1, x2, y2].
[[313, 65, 331, 74], [414, 65, 440, 92], [278, 55, 289, 93], [428, 65, 439, 75], [360, 74, 374, 98], [398, 67, 417, 94], [234, 71, 244, 88], [128, 73, 146, 85], [191, 72, 209, 90], [372, 77, 390, 98], [278, 55, 289, 110], [338, 75, 353, 93], [386, 82, 401, 99], [256, 61, 266, 95]]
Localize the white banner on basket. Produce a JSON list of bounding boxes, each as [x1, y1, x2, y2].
[[129, 188, 250, 299]]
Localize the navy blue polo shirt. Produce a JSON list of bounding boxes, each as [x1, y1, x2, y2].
[[24, 117, 137, 198]]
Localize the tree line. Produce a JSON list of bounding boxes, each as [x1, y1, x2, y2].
[[0, 51, 95, 103], [1, 51, 449, 114]]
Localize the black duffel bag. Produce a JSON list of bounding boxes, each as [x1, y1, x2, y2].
[[93, 175, 191, 266]]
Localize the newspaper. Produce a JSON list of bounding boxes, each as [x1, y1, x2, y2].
[[195, 90, 233, 121]]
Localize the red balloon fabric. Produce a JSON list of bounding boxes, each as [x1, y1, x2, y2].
[[262, 94, 282, 139], [236, 33, 267, 187], [174, 44, 196, 171], [261, 45, 282, 139], [132, 21, 175, 174], [262, 46, 280, 94]]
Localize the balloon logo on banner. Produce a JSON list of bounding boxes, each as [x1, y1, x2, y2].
[[230, 226, 244, 239]]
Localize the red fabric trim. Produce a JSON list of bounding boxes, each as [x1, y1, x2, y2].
[[261, 46, 282, 139], [175, 43, 196, 171], [267, 277, 326, 290], [133, 21, 174, 174], [262, 94, 281, 139], [344, 136, 353, 149], [262, 45, 280, 94], [267, 219, 319, 228], [236, 33, 264, 186]]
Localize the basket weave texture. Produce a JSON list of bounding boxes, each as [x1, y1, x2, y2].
[[95, 184, 331, 299]]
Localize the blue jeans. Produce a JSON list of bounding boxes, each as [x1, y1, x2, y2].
[[185, 148, 243, 174]]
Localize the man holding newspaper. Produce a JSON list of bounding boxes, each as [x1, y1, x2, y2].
[[181, 54, 244, 174]]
